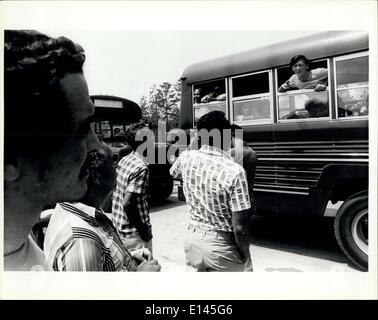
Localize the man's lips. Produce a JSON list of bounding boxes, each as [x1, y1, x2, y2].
[[79, 167, 89, 179]]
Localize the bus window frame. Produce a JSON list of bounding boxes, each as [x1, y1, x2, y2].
[[333, 51, 369, 121], [229, 69, 274, 126], [275, 58, 332, 123], [191, 78, 228, 128]]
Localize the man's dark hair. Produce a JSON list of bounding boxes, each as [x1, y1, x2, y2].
[[81, 144, 117, 208], [196, 111, 231, 150], [289, 54, 310, 69], [125, 122, 148, 150], [4, 30, 86, 163], [231, 124, 242, 137], [87, 144, 114, 187], [197, 111, 231, 131], [118, 145, 133, 160]]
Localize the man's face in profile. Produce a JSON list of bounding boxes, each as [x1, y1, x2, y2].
[[35, 73, 101, 204]]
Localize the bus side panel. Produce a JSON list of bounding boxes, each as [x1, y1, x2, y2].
[[332, 118, 368, 139], [179, 81, 193, 129], [255, 189, 330, 217], [274, 120, 335, 141], [248, 120, 368, 217], [242, 124, 274, 142]]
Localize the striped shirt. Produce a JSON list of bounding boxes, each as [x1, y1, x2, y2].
[[43, 202, 137, 271], [170, 145, 251, 232], [112, 151, 151, 241]]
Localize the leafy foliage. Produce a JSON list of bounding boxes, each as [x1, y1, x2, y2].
[[140, 80, 181, 131]]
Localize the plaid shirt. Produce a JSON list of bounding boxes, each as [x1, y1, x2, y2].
[[112, 151, 151, 241], [43, 202, 138, 271], [170, 145, 251, 232]]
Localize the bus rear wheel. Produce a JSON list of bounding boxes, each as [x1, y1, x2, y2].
[[334, 193, 368, 271], [149, 175, 174, 203]]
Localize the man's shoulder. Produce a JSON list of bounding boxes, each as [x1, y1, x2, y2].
[[313, 68, 328, 77], [203, 151, 244, 174], [176, 149, 197, 161], [50, 205, 104, 244], [51, 203, 97, 230], [120, 152, 148, 170], [225, 158, 246, 175]]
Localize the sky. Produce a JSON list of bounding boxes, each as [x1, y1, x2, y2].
[[41, 30, 320, 103], [3, 0, 375, 106]]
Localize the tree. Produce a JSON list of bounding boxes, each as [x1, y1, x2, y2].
[[140, 80, 181, 131]]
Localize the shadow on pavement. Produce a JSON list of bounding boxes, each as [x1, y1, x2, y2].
[[150, 194, 186, 213], [249, 215, 356, 268]]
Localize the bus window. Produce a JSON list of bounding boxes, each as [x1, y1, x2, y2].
[[277, 59, 330, 120], [192, 79, 227, 126], [93, 120, 128, 147], [94, 120, 111, 140], [231, 71, 271, 124], [334, 53, 368, 118]]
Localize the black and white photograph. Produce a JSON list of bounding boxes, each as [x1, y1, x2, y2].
[[1, 1, 377, 301]]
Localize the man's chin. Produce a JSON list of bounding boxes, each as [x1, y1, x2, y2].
[[64, 180, 88, 203]]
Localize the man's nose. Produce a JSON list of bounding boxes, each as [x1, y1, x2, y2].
[[87, 128, 102, 152]]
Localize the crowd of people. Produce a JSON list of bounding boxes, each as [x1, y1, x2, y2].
[[5, 30, 326, 273]]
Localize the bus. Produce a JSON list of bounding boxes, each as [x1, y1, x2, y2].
[[91, 95, 174, 202], [178, 31, 369, 271]]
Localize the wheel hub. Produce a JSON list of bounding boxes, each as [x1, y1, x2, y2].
[[351, 209, 368, 255]]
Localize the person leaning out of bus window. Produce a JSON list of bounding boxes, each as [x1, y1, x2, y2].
[[201, 86, 221, 103], [278, 55, 328, 93], [193, 88, 202, 104]]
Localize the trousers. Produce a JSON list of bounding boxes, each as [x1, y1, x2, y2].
[[185, 224, 251, 272]]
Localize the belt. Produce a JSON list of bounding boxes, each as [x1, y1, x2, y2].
[[187, 223, 233, 237]]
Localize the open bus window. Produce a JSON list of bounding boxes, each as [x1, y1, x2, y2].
[[278, 90, 329, 120], [231, 71, 271, 124], [277, 59, 329, 120], [335, 54, 368, 118], [233, 98, 270, 122], [193, 79, 227, 126], [94, 120, 128, 147]]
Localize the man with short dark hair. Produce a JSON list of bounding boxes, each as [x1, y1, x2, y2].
[[170, 111, 253, 271], [112, 123, 153, 256], [43, 144, 161, 272], [4, 30, 101, 271]]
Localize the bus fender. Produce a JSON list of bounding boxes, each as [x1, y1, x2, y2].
[[316, 164, 368, 189]]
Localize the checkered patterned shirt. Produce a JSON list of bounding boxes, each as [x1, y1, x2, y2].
[[43, 202, 138, 271], [170, 145, 251, 232], [112, 151, 151, 241]]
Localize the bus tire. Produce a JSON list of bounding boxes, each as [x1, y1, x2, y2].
[[334, 193, 368, 271], [149, 175, 174, 203]]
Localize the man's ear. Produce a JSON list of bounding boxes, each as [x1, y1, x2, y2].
[[4, 161, 21, 182]]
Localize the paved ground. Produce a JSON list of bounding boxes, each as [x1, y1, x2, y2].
[[150, 187, 359, 272]]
